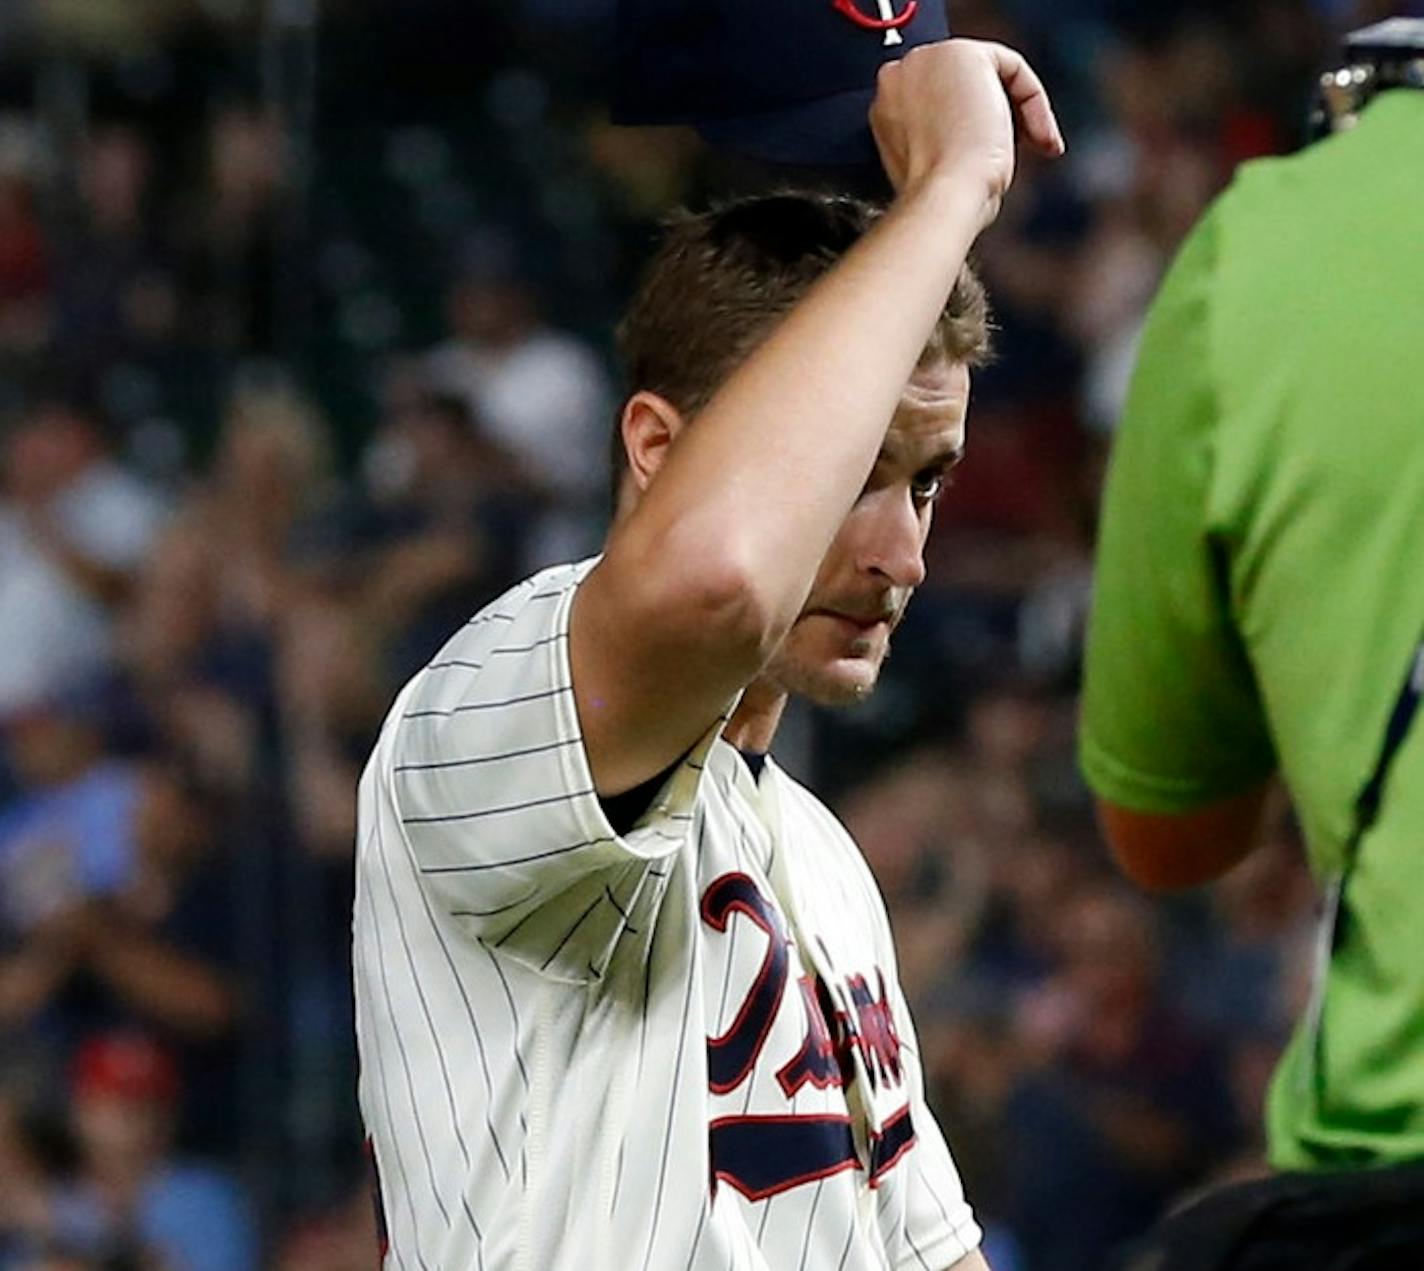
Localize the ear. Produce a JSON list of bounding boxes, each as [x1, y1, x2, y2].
[[619, 390, 686, 494]]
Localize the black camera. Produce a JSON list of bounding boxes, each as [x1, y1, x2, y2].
[[1311, 17, 1424, 139]]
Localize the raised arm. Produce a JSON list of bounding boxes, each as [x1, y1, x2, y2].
[[574, 40, 1064, 794]]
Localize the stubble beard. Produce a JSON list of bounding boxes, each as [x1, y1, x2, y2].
[[762, 633, 885, 708]]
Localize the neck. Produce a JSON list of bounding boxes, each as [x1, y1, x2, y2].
[[723, 677, 787, 755]]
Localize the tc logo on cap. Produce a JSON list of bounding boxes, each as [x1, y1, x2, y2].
[[833, 0, 919, 45], [611, 0, 950, 166]]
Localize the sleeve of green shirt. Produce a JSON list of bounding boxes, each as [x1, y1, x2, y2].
[[1079, 200, 1277, 815]]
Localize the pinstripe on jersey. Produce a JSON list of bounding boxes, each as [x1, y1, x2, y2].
[[353, 561, 982, 1270]]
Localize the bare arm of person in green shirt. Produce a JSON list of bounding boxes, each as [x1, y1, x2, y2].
[[1096, 784, 1271, 891]]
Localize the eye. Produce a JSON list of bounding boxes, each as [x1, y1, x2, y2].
[[910, 469, 948, 505]]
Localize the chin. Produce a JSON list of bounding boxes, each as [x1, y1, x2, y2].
[[774, 655, 882, 707]]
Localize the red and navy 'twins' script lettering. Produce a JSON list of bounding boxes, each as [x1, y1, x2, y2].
[[701, 872, 791, 1095], [777, 975, 843, 1097], [701, 872, 916, 1200], [846, 969, 905, 1092]]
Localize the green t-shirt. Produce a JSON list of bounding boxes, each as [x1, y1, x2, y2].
[[1080, 90, 1424, 1171]]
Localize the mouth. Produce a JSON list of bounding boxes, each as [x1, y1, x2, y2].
[[811, 610, 896, 638]]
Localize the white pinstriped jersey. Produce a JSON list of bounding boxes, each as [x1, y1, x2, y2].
[[353, 560, 982, 1271]]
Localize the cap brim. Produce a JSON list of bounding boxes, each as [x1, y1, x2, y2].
[[695, 85, 879, 168]]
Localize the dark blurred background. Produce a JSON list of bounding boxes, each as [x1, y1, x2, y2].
[[0, 1, 1394, 1267]]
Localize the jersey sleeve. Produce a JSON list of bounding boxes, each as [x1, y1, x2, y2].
[[381, 567, 716, 982], [1080, 203, 1277, 814]]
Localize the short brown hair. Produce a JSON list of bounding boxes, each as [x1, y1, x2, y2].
[[613, 190, 991, 489]]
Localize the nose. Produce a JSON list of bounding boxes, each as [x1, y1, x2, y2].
[[857, 486, 928, 591]]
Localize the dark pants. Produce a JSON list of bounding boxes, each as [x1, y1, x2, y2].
[[1121, 1162, 1424, 1271]]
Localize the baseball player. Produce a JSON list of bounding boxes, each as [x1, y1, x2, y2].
[[354, 39, 1063, 1270]]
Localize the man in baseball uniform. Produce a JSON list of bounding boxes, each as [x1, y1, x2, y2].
[[354, 38, 1064, 1270]]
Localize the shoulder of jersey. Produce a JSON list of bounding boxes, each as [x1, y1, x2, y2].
[[388, 558, 594, 726]]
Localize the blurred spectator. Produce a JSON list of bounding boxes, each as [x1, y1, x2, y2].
[[63, 764, 239, 1038], [0, 396, 167, 719], [50, 126, 180, 399], [276, 598, 385, 860], [116, 516, 268, 798], [177, 107, 286, 357], [45, 1033, 256, 1271], [424, 228, 613, 566], [199, 378, 334, 632], [0, 165, 50, 360], [1003, 886, 1238, 1271], [351, 372, 535, 675], [0, 690, 137, 1038], [1177, 818, 1315, 1047], [0, 717, 243, 1153]]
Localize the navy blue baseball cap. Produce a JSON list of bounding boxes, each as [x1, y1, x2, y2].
[[611, 0, 950, 167]]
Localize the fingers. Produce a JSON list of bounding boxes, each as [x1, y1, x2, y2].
[[868, 37, 1065, 205], [986, 41, 1066, 158]]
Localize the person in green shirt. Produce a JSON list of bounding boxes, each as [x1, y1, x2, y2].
[[1080, 17, 1424, 1267]]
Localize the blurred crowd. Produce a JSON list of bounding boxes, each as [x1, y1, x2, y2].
[[0, 0, 1396, 1267]]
